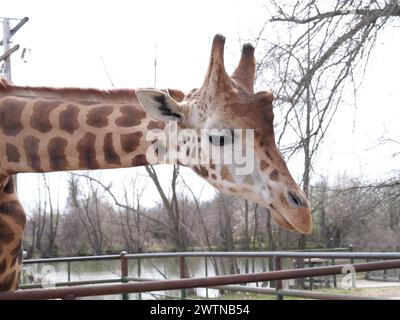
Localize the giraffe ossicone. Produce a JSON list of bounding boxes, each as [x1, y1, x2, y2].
[[0, 34, 312, 292]]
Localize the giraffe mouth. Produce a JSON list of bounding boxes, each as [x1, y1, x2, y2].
[[270, 205, 312, 234], [270, 208, 296, 232]]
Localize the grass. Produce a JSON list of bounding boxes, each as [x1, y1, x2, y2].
[[189, 292, 302, 300], [187, 283, 400, 300], [318, 286, 400, 299]]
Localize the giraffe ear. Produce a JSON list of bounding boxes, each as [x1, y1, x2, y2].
[[136, 89, 184, 122]]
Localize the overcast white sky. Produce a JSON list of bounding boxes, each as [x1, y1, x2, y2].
[[2, 0, 400, 212]]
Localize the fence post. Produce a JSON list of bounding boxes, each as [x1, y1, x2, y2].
[[269, 257, 274, 288], [398, 263, 400, 281], [204, 256, 209, 299], [138, 258, 142, 300], [383, 260, 388, 280], [67, 261, 71, 283], [331, 258, 337, 288], [365, 258, 370, 280], [274, 256, 283, 300], [120, 251, 129, 300], [180, 255, 187, 300], [308, 258, 313, 291], [349, 245, 354, 264]]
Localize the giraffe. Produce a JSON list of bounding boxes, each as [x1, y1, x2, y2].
[[0, 34, 312, 291]]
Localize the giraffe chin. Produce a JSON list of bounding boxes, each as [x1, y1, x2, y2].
[[270, 208, 312, 235]]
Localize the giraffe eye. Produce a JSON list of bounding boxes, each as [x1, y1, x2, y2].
[[208, 130, 234, 147]]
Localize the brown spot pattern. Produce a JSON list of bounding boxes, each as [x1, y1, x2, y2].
[[10, 239, 22, 257], [132, 154, 148, 166], [0, 201, 26, 227], [10, 240, 22, 267], [104, 133, 121, 165], [48, 137, 69, 171], [23, 135, 41, 171], [0, 99, 25, 136], [192, 166, 201, 175], [270, 169, 279, 181], [220, 166, 235, 183], [87, 106, 113, 128], [31, 100, 62, 133], [260, 160, 269, 170], [198, 166, 209, 178], [59, 105, 80, 134], [3, 178, 15, 194], [211, 174, 217, 180], [120, 132, 143, 153], [265, 149, 273, 160], [116, 105, 146, 127], [0, 218, 15, 244], [0, 259, 6, 274], [0, 271, 16, 291], [77, 133, 99, 169], [5, 143, 20, 163], [147, 120, 165, 130]]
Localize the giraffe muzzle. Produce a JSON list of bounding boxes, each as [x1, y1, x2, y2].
[[269, 191, 313, 234]]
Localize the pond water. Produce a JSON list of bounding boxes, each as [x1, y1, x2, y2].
[[21, 257, 273, 300]]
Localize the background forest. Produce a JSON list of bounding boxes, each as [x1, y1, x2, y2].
[[13, 0, 400, 258]]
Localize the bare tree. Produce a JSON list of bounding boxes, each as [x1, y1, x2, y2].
[[42, 174, 60, 257], [257, 0, 400, 248], [68, 173, 109, 255], [29, 175, 47, 257], [145, 165, 190, 252], [118, 175, 147, 253], [311, 174, 400, 250]]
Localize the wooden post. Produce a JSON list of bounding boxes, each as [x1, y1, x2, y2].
[[309, 257, 313, 290], [180, 256, 186, 300], [204, 256, 209, 299], [137, 258, 142, 300], [67, 261, 71, 282], [349, 245, 354, 264], [332, 258, 337, 288], [120, 251, 129, 300], [274, 256, 283, 300]]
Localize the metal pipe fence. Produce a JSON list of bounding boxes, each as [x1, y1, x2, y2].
[[4, 250, 400, 300]]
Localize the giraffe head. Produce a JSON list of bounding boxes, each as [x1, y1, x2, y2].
[[137, 34, 312, 234]]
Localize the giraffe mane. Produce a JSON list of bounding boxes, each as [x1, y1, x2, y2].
[[0, 77, 139, 103], [0, 77, 185, 103]]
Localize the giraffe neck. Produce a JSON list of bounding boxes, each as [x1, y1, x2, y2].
[[0, 177, 25, 291], [0, 84, 167, 176], [0, 83, 171, 291]]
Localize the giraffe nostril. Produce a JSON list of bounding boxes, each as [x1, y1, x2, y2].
[[288, 191, 304, 208]]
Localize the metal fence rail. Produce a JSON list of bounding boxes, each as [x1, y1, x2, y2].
[[211, 285, 386, 300], [23, 250, 400, 263], [1, 257, 400, 300]]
